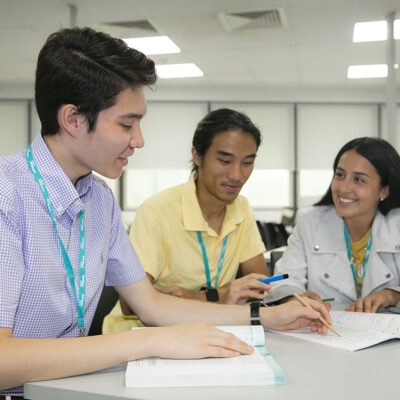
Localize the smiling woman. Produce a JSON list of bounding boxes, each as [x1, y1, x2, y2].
[[330, 149, 389, 239], [264, 137, 400, 314]]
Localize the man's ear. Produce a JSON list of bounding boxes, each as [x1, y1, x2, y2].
[[57, 104, 81, 136], [191, 147, 201, 167]]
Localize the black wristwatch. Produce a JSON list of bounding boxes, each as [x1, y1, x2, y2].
[[250, 300, 265, 325], [205, 287, 219, 302]]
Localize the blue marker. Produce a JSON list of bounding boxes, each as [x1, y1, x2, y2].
[[258, 273, 289, 284]]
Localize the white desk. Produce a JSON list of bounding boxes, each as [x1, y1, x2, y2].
[[24, 330, 399, 400]]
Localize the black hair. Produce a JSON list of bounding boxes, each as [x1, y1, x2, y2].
[[315, 137, 400, 215], [191, 108, 262, 171], [35, 26, 157, 135]]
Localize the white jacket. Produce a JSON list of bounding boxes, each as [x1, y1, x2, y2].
[[267, 206, 400, 312]]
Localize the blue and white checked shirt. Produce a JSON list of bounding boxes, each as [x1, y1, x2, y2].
[[0, 135, 145, 340]]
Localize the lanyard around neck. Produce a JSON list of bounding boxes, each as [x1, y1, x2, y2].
[[196, 232, 228, 288], [26, 145, 86, 336], [343, 222, 372, 298]]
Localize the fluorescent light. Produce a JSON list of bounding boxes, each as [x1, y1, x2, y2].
[[347, 64, 388, 79], [123, 35, 180, 55], [353, 21, 387, 42], [156, 63, 204, 79], [353, 19, 400, 42]]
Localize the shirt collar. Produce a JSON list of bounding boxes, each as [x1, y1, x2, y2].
[[181, 172, 245, 237], [30, 135, 92, 219], [315, 206, 398, 253]]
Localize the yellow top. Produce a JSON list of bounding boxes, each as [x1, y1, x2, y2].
[[102, 173, 265, 333], [350, 228, 371, 296]]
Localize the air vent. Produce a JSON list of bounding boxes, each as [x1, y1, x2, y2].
[[103, 19, 158, 34], [218, 9, 286, 32]]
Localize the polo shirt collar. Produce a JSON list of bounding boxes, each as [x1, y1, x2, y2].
[[181, 172, 245, 237]]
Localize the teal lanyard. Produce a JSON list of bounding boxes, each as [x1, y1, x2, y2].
[[26, 145, 86, 336], [196, 232, 228, 287], [343, 222, 372, 298]]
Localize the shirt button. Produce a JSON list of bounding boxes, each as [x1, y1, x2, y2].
[[323, 273, 330, 279], [313, 245, 320, 251], [385, 272, 392, 279]]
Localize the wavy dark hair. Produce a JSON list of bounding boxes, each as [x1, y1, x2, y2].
[[191, 108, 262, 172], [315, 137, 400, 215], [35, 27, 157, 136]]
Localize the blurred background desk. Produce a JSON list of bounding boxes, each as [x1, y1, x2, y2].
[[24, 329, 399, 400]]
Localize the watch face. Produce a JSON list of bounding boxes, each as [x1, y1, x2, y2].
[[206, 287, 219, 302]]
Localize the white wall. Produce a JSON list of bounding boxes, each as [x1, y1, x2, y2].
[[0, 84, 399, 224]]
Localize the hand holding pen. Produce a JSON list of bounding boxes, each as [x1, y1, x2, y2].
[[294, 293, 341, 336], [217, 273, 274, 304]]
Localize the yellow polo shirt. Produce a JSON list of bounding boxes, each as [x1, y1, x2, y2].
[[103, 173, 265, 333]]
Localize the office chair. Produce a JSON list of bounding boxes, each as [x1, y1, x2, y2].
[[262, 222, 289, 250], [269, 250, 284, 275], [257, 220, 288, 251], [262, 222, 279, 250], [275, 223, 289, 246], [256, 220, 268, 247], [88, 285, 119, 336]]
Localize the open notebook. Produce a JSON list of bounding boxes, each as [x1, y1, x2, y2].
[[125, 325, 284, 387], [272, 310, 400, 352]]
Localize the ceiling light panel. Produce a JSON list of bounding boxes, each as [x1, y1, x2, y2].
[[353, 19, 400, 42], [123, 36, 180, 55], [156, 63, 204, 79], [347, 64, 388, 79]]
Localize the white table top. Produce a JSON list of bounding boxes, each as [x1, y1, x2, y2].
[[24, 328, 399, 400]]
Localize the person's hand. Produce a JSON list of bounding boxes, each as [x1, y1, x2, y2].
[[301, 290, 323, 302], [133, 323, 254, 360], [159, 275, 272, 304], [345, 289, 400, 313], [261, 297, 332, 334], [218, 273, 271, 305]]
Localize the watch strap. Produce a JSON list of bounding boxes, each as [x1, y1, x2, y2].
[[205, 287, 219, 302], [250, 301, 265, 325]]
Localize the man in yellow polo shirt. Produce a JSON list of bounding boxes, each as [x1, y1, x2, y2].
[[103, 108, 270, 332]]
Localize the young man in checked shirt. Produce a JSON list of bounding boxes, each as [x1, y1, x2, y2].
[[0, 26, 330, 397]]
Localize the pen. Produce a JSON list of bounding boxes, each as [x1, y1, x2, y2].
[[293, 292, 341, 337], [322, 297, 335, 302], [258, 273, 289, 284]]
